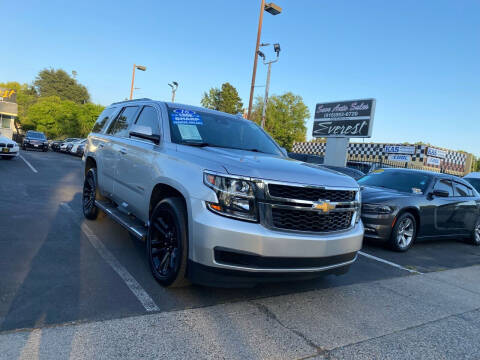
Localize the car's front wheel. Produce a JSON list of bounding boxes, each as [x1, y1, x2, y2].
[[471, 218, 480, 246], [389, 212, 417, 252], [82, 168, 102, 220], [147, 198, 189, 287]]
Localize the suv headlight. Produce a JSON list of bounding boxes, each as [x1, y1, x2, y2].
[[203, 172, 257, 222], [362, 203, 394, 214], [355, 190, 361, 223]]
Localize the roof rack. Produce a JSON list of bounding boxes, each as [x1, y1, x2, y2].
[[112, 98, 152, 105]]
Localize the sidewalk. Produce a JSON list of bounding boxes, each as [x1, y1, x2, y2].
[[1, 266, 480, 360]]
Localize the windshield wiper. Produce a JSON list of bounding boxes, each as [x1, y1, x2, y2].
[[180, 141, 211, 147]]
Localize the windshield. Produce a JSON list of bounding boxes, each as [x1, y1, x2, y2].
[[27, 132, 46, 140], [167, 107, 282, 155], [358, 170, 432, 194], [465, 178, 480, 193]]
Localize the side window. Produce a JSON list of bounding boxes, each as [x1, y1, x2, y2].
[[92, 107, 116, 133], [434, 179, 453, 197], [134, 106, 159, 133], [453, 182, 472, 197], [107, 106, 139, 137]]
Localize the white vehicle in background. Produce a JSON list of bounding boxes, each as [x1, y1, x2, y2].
[[60, 138, 80, 152], [0, 134, 20, 160], [70, 139, 87, 155]]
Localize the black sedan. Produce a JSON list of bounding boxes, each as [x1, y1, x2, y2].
[[22, 131, 49, 151], [359, 168, 480, 251]]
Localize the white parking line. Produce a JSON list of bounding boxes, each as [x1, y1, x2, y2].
[[358, 251, 423, 274], [19, 155, 38, 173], [61, 203, 160, 312]]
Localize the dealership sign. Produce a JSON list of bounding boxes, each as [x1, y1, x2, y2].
[[426, 156, 442, 166], [312, 99, 376, 138], [0, 88, 17, 103], [388, 154, 411, 162], [427, 147, 447, 159], [384, 145, 415, 155]]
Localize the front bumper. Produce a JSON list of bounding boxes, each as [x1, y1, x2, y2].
[[361, 212, 395, 241], [24, 143, 48, 150], [189, 197, 364, 281], [0, 148, 19, 157]]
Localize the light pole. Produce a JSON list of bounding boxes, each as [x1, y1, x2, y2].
[[168, 81, 179, 102], [130, 64, 147, 100], [247, 1, 282, 120], [257, 43, 280, 129]]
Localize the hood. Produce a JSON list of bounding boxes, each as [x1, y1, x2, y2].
[[178, 146, 358, 188], [0, 135, 16, 145], [361, 185, 414, 203]]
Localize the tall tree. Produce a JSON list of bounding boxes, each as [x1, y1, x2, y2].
[[252, 92, 310, 151], [201, 82, 243, 114], [34, 68, 90, 104]]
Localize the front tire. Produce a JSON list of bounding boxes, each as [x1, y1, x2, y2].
[[471, 218, 480, 246], [82, 168, 102, 220], [147, 198, 189, 287], [389, 212, 416, 252]]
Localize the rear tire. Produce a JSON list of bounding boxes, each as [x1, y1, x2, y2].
[[147, 197, 190, 287], [471, 218, 480, 246], [82, 168, 103, 220], [389, 212, 416, 252]]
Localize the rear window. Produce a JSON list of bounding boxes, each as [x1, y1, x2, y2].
[[92, 107, 117, 133], [465, 178, 480, 194]]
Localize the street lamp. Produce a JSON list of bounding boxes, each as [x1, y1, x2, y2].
[[168, 81, 179, 102], [258, 43, 280, 129], [130, 64, 147, 100], [247, 0, 282, 120]]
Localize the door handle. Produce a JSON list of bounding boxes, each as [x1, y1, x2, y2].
[[119, 148, 127, 155]]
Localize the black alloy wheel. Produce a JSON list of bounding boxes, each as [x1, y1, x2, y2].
[[147, 198, 189, 287], [82, 168, 101, 220], [471, 218, 480, 246], [389, 212, 417, 252]]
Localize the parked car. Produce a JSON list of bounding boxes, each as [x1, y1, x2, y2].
[[60, 138, 80, 152], [50, 139, 65, 152], [359, 168, 480, 251], [75, 142, 86, 157], [70, 139, 87, 155], [464, 172, 480, 194], [22, 131, 48, 151], [0, 134, 20, 160], [82, 99, 363, 287]]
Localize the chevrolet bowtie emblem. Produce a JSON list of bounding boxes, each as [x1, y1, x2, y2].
[[312, 200, 335, 213]]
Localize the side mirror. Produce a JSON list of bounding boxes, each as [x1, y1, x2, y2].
[[130, 125, 160, 145], [432, 189, 449, 198]]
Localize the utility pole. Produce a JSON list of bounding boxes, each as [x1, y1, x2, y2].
[[247, 1, 282, 120], [168, 81, 179, 102]]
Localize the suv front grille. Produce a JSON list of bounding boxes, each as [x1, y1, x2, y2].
[[268, 184, 355, 202], [271, 208, 353, 232]]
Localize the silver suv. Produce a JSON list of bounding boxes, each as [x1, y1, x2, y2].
[[82, 99, 364, 287]]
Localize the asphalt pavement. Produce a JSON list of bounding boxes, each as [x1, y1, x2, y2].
[[1, 150, 479, 359]]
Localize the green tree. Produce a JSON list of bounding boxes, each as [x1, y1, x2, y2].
[[25, 96, 104, 138], [34, 68, 90, 104], [251, 92, 310, 151], [201, 82, 243, 114]]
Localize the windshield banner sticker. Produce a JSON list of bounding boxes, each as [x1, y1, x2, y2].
[[171, 109, 203, 125]]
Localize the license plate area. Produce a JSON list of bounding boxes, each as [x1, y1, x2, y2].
[[2, 148, 9, 153]]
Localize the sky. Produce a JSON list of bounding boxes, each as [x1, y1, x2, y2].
[[2, 0, 479, 155]]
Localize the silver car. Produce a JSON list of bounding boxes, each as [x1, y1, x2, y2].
[[82, 99, 363, 287]]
